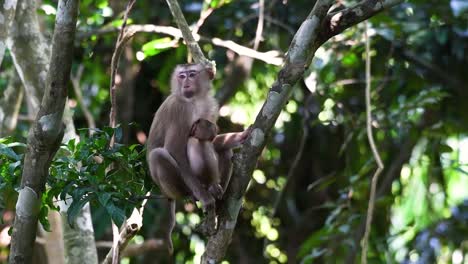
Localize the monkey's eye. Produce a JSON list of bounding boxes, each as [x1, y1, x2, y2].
[[188, 72, 198, 78], [178, 73, 187, 80]]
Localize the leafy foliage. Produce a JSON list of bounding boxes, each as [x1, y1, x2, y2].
[[48, 126, 150, 227]]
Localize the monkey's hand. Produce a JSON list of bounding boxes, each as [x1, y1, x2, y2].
[[208, 183, 223, 200], [239, 125, 253, 144], [190, 119, 218, 141]]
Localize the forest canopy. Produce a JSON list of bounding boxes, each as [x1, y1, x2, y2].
[[0, 0, 467, 263]]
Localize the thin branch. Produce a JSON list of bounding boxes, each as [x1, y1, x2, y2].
[[109, 0, 136, 132], [360, 21, 384, 264], [106, 1, 137, 263], [236, 13, 295, 36], [78, 24, 284, 65], [253, 0, 265, 50], [71, 64, 96, 129], [102, 223, 140, 264], [97, 239, 165, 257], [192, 7, 215, 35], [165, 0, 209, 65]]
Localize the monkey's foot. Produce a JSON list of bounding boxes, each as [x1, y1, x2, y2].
[[208, 183, 223, 200], [195, 212, 217, 236]]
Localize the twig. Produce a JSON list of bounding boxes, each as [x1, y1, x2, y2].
[[109, 0, 136, 132], [360, 21, 384, 264], [71, 64, 96, 129], [236, 13, 295, 36], [253, 0, 264, 50], [97, 239, 165, 257], [102, 223, 140, 264], [106, 1, 137, 263], [192, 7, 215, 35]]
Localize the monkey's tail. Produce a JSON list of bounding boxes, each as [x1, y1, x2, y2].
[[167, 199, 176, 255]]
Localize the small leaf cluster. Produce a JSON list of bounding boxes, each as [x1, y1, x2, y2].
[[47, 126, 151, 227], [0, 138, 24, 217]]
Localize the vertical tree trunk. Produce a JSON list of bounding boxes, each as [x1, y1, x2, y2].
[[6, 0, 99, 262], [8, 0, 80, 262], [59, 202, 98, 263]]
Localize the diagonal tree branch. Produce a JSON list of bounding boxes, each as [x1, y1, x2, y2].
[[165, 0, 211, 66], [202, 0, 334, 262]]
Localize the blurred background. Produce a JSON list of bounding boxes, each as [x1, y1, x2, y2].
[[1, 0, 468, 263]]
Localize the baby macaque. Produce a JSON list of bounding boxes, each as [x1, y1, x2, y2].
[[188, 119, 223, 200]]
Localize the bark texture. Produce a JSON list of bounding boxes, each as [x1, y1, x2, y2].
[[5, 0, 98, 261], [0, 72, 23, 136], [0, 0, 18, 67], [8, 0, 80, 262]]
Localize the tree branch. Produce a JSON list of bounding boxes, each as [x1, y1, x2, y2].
[[78, 24, 284, 65], [165, 0, 210, 65], [201, 1, 335, 262], [360, 21, 384, 264], [97, 239, 165, 258], [8, 0, 80, 262], [317, 0, 404, 45]]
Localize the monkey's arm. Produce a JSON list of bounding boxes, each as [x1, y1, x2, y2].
[[213, 127, 251, 151]]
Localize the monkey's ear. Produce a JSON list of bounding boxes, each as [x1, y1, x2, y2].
[[206, 68, 214, 80]]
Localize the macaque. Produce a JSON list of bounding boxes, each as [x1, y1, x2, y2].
[[188, 119, 223, 200], [147, 63, 250, 254]]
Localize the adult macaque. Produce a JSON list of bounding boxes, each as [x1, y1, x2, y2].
[[147, 63, 250, 254]]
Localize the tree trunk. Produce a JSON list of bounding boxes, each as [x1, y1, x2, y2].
[[8, 0, 80, 262], [6, 0, 99, 262]]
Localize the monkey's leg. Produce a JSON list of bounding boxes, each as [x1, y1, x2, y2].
[[187, 137, 205, 176], [201, 142, 223, 199], [149, 148, 189, 199]]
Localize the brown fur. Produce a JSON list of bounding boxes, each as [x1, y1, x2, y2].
[[147, 63, 251, 253]]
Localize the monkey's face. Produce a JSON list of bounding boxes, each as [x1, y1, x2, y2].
[[173, 64, 214, 99], [177, 69, 200, 98]]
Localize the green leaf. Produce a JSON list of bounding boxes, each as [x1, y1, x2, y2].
[[439, 144, 453, 153], [0, 144, 20, 161], [97, 192, 111, 206], [341, 53, 358, 67], [105, 201, 126, 227], [67, 195, 92, 227], [142, 37, 173, 57], [297, 228, 329, 258], [39, 206, 51, 232]]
